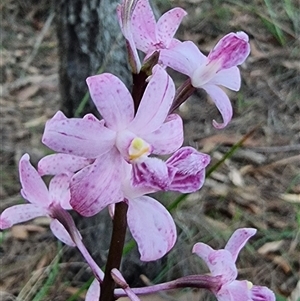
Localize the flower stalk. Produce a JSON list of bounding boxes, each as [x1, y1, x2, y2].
[[100, 201, 128, 301]]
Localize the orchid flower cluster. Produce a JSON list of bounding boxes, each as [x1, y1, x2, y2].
[[1, 0, 276, 300]]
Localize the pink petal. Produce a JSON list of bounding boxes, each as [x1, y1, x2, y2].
[[193, 243, 237, 282], [19, 154, 50, 206], [38, 154, 93, 176], [132, 157, 176, 191], [0, 204, 48, 229], [210, 67, 241, 91], [250, 285, 276, 301], [127, 196, 176, 261], [208, 32, 250, 69], [166, 147, 210, 193], [131, 0, 156, 52], [86, 74, 134, 131], [42, 112, 115, 158], [160, 41, 206, 76], [70, 150, 124, 217], [128, 65, 175, 135], [156, 8, 187, 47], [202, 84, 233, 129], [49, 174, 72, 210], [224, 228, 257, 262], [217, 280, 250, 301], [50, 219, 75, 246], [85, 279, 100, 301], [144, 114, 183, 155]]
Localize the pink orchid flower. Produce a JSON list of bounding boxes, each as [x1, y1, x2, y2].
[[193, 228, 276, 301], [129, 0, 187, 61], [161, 32, 251, 128], [42, 65, 183, 217], [39, 146, 210, 261], [0, 154, 75, 246]]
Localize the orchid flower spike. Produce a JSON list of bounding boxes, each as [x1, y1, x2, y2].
[[161, 32, 251, 128], [0, 154, 75, 246], [117, 0, 141, 73], [130, 0, 187, 61], [193, 228, 276, 301], [42, 65, 184, 217]]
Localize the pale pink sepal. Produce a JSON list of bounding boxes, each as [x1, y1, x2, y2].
[[50, 219, 75, 247], [128, 65, 175, 135], [38, 154, 93, 176], [225, 228, 256, 262], [127, 196, 176, 261], [70, 151, 124, 217], [0, 204, 48, 229], [116, 0, 142, 73], [19, 153, 50, 206], [144, 114, 183, 155], [131, 0, 187, 59], [42, 111, 115, 158], [156, 8, 187, 47], [86, 74, 134, 131], [85, 279, 100, 301], [160, 41, 205, 76], [209, 67, 241, 91], [130, 0, 157, 52], [203, 84, 233, 129]]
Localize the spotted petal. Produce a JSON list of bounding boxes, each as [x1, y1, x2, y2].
[[49, 174, 72, 210], [42, 111, 116, 158], [127, 196, 176, 261], [131, 0, 156, 52], [38, 154, 93, 176], [19, 154, 50, 206], [193, 243, 237, 283], [0, 204, 48, 229], [143, 114, 183, 155], [50, 219, 75, 246], [128, 65, 175, 135], [156, 8, 187, 47], [86, 74, 134, 131], [70, 150, 124, 217], [225, 228, 257, 262]]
